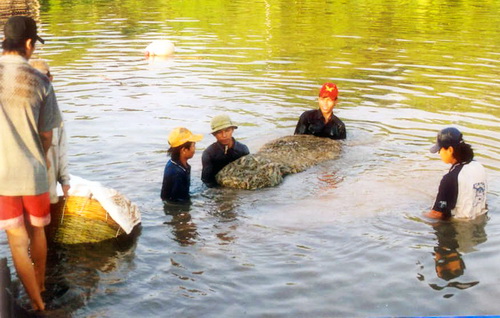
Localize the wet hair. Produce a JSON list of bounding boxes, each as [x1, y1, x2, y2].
[[167, 142, 193, 161], [2, 37, 34, 56], [450, 142, 474, 164]]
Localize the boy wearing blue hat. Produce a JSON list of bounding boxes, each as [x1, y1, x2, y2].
[[425, 127, 488, 220]]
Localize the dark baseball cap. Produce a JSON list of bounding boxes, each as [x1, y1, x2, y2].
[[4, 16, 45, 44], [430, 127, 463, 153]]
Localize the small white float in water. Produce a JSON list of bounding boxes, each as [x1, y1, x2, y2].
[[144, 40, 175, 57]]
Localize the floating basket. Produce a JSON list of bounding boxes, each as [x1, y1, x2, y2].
[[47, 196, 124, 245]]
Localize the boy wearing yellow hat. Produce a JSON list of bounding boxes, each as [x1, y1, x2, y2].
[[294, 83, 346, 140], [202, 114, 250, 187], [161, 127, 203, 203]]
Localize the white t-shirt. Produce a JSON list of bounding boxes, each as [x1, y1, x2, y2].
[[433, 160, 488, 219]]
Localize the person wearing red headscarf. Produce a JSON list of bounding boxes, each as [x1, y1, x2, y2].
[[294, 83, 346, 140]]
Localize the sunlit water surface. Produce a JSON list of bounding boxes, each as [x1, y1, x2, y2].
[[1, 0, 499, 316]]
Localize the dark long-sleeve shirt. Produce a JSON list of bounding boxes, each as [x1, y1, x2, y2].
[[294, 109, 346, 140], [161, 159, 191, 203], [201, 139, 249, 187]]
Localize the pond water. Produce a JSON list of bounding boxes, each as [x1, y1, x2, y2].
[[1, 0, 499, 316]]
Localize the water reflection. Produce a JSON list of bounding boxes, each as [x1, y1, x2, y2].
[[0, 0, 498, 315], [428, 215, 487, 294], [163, 203, 198, 246]]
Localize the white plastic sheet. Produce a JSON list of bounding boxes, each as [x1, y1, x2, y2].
[[59, 175, 141, 234]]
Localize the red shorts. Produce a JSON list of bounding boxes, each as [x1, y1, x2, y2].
[[0, 193, 51, 230]]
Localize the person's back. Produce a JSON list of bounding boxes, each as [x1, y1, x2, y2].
[[453, 160, 487, 219], [425, 127, 488, 220], [0, 16, 61, 311], [0, 53, 60, 194]]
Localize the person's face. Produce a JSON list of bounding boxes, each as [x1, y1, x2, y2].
[[184, 142, 196, 160], [318, 96, 336, 115], [439, 146, 457, 164], [213, 127, 234, 145]]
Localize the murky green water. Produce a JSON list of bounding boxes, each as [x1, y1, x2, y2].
[[1, 0, 499, 316]]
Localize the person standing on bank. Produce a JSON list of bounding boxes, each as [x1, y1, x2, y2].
[[294, 82, 346, 140], [202, 114, 249, 187], [29, 59, 71, 204], [161, 127, 203, 203], [424, 127, 488, 220], [0, 16, 62, 311]]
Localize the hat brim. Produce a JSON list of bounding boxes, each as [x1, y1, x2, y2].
[[211, 125, 237, 134], [188, 134, 203, 143], [169, 133, 203, 148], [429, 143, 440, 154]]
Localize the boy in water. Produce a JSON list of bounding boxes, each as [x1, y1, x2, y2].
[[161, 127, 203, 203], [425, 127, 488, 220], [294, 82, 346, 140]]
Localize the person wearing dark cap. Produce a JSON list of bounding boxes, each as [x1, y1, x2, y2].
[[294, 82, 346, 140], [0, 16, 61, 311], [161, 127, 203, 203], [424, 127, 488, 220], [201, 114, 250, 187]]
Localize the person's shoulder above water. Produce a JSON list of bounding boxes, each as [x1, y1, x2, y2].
[[424, 127, 487, 221], [201, 114, 249, 187], [294, 82, 346, 140], [232, 139, 249, 153], [161, 127, 202, 203]]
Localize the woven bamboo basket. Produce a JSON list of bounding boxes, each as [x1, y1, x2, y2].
[[47, 196, 124, 245]]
